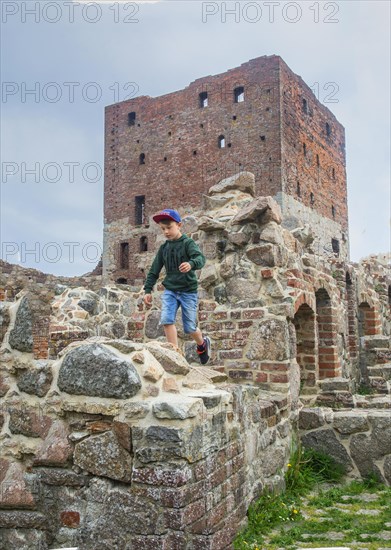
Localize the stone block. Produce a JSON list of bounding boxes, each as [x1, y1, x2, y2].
[[208, 171, 255, 196], [231, 196, 282, 225], [58, 343, 142, 398], [8, 296, 33, 352], [146, 342, 190, 375], [34, 420, 73, 466], [152, 397, 203, 420], [247, 318, 290, 361], [74, 430, 133, 482], [299, 408, 327, 430], [333, 411, 369, 434], [16, 361, 53, 397], [301, 429, 353, 471]]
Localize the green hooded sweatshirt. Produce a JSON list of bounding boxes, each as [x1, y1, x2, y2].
[[143, 235, 205, 294]]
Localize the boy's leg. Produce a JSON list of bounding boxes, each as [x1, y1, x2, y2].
[[160, 290, 180, 346], [179, 292, 211, 364], [163, 324, 178, 347]]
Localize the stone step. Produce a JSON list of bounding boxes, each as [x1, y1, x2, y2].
[[362, 335, 391, 349], [368, 376, 390, 394], [318, 377, 351, 392], [355, 395, 391, 409], [367, 363, 391, 380]]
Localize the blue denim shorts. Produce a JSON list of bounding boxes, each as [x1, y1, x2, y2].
[[160, 289, 198, 334]]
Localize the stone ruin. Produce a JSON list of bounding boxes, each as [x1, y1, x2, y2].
[[0, 172, 390, 549]]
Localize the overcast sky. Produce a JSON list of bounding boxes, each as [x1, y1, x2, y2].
[[1, 0, 390, 276]]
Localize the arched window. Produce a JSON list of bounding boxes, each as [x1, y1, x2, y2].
[[139, 153, 146, 165], [218, 135, 226, 148]]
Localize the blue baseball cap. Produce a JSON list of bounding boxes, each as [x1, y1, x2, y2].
[[153, 209, 182, 224]]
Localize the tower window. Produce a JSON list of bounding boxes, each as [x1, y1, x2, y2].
[[218, 135, 226, 148], [332, 238, 340, 254], [135, 195, 145, 225], [332, 205, 336, 219], [199, 91, 208, 108], [120, 242, 129, 269], [326, 122, 331, 137], [234, 86, 244, 103], [128, 112, 136, 126], [332, 167, 335, 179], [140, 236, 148, 252], [310, 192, 314, 205], [139, 153, 145, 165], [302, 98, 308, 114], [297, 182, 301, 197], [303, 143, 307, 157], [316, 154, 320, 166]]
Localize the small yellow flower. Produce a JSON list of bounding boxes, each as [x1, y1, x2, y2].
[[287, 463, 292, 467], [293, 509, 298, 514]]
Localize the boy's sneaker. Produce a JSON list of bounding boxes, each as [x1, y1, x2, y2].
[[196, 336, 211, 365]]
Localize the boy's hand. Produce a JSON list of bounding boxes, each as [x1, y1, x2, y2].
[[179, 262, 191, 273], [144, 293, 153, 306]]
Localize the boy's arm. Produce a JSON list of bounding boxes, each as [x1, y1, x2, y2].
[[143, 246, 164, 293], [186, 239, 206, 270]]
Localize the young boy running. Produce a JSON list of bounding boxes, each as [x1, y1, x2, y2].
[[143, 209, 211, 364]]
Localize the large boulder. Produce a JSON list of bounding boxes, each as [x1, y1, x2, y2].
[[58, 343, 142, 398]]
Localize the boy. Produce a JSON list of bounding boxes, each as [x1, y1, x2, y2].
[[143, 209, 211, 365]]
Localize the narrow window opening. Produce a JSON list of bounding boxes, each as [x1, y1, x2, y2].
[[200, 123, 204, 128], [332, 238, 340, 254], [303, 143, 307, 157], [199, 91, 208, 108], [232, 115, 237, 120], [310, 192, 314, 205], [227, 143, 232, 148], [332, 167, 335, 179], [164, 156, 167, 161], [168, 131, 172, 136], [140, 236, 148, 252], [139, 153, 145, 165], [332, 205, 336, 219], [302, 98, 308, 114], [128, 112, 136, 126], [193, 150, 197, 155], [234, 86, 244, 103], [388, 285, 391, 306], [297, 182, 301, 197], [326, 122, 331, 137], [120, 243, 129, 269], [135, 195, 145, 225], [218, 135, 225, 148], [260, 135, 266, 141], [316, 154, 320, 166]]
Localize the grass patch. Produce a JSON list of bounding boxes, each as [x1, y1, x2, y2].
[[234, 445, 390, 550]]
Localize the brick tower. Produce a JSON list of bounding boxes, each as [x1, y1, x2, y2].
[[103, 55, 348, 284]]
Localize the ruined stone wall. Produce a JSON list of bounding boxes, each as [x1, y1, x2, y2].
[[103, 54, 348, 283], [299, 407, 391, 484], [0, 337, 294, 549]]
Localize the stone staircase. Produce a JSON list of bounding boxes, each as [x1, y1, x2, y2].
[[363, 336, 391, 396]]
